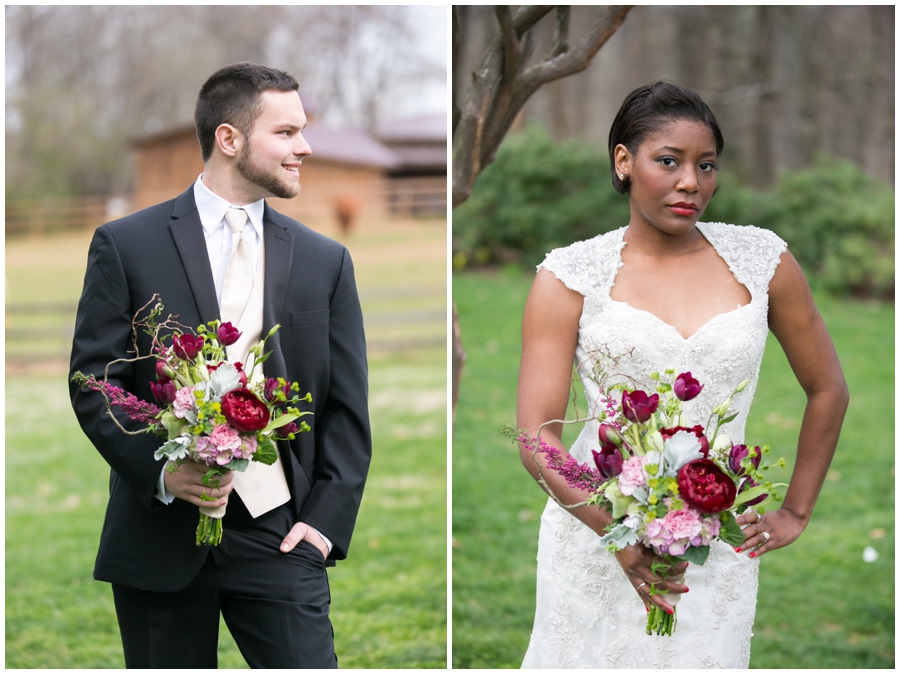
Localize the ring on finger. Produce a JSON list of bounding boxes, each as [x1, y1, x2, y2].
[[761, 531, 770, 542], [754, 511, 762, 524], [636, 582, 648, 593]]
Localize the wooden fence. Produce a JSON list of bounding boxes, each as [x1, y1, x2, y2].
[[6, 184, 446, 238], [6, 293, 445, 371], [6, 196, 119, 238]]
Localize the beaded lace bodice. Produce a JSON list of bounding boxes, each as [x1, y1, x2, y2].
[[522, 222, 787, 669]]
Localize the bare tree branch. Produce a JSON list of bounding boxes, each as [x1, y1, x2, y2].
[[549, 6, 570, 59], [452, 5, 632, 208]]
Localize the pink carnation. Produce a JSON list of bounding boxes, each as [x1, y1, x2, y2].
[[618, 455, 649, 496], [662, 507, 702, 541], [173, 386, 196, 419], [645, 518, 673, 555], [210, 423, 242, 453]]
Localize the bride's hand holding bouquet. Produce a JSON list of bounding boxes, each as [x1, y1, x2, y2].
[[506, 362, 789, 636]]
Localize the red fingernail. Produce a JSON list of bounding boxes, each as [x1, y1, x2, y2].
[[749, 552, 756, 558], [645, 605, 649, 613], [684, 588, 689, 593], [734, 547, 742, 553], [667, 608, 674, 615]]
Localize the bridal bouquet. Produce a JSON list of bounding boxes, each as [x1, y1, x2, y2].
[[72, 297, 312, 546], [507, 364, 787, 637]]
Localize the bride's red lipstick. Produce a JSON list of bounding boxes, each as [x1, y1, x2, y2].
[[669, 202, 699, 217]]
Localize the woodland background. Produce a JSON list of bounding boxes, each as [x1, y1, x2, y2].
[[453, 5, 894, 297]]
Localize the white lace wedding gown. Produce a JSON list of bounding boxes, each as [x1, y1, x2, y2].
[[521, 222, 787, 669]]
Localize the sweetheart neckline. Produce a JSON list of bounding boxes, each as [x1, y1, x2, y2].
[[606, 222, 756, 341], [604, 297, 752, 341]]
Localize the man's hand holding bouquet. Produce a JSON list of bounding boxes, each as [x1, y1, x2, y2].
[[73, 296, 312, 546], [505, 356, 788, 637]]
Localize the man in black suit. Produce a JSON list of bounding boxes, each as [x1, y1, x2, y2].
[[69, 62, 371, 668]]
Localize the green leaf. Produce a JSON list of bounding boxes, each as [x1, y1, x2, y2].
[[254, 436, 278, 465], [263, 413, 298, 433], [718, 510, 746, 546], [228, 458, 250, 473], [720, 412, 739, 424], [733, 485, 769, 506], [674, 545, 710, 565]]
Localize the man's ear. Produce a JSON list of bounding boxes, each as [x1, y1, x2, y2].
[[214, 123, 242, 158]]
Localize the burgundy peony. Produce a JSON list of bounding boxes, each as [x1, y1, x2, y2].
[[660, 425, 710, 457], [592, 446, 624, 479], [221, 389, 270, 432], [728, 444, 761, 476], [150, 379, 176, 405], [673, 372, 704, 401], [217, 322, 242, 346], [173, 333, 204, 360], [621, 389, 659, 424], [739, 476, 767, 506], [676, 459, 737, 514], [277, 421, 300, 438]]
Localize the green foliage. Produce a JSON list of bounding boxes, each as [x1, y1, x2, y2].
[[6, 350, 447, 668], [452, 271, 893, 668], [453, 126, 631, 269], [455, 129, 894, 297]]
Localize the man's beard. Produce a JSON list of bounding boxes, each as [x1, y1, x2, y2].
[[235, 142, 300, 200]]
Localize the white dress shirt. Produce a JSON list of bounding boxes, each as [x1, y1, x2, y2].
[[153, 177, 331, 553]]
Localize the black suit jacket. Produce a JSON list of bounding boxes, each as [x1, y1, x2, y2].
[[69, 187, 371, 592]]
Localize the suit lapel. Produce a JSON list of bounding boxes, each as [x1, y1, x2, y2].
[[169, 188, 220, 325], [262, 204, 293, 380]]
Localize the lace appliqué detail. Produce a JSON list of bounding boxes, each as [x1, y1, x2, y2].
[[522, 223, 781, 669]]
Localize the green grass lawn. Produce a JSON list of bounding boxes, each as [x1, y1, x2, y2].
[[452, 270, 894, 669], [5, 220, 447, 668], [6, 348, 446, 668]]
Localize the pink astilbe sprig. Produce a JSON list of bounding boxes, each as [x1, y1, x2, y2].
[[74, 374, 162, 424], [519, 433, 606, 493]]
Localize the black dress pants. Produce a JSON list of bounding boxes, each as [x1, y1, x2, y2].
[[111, 495, 336, 669]]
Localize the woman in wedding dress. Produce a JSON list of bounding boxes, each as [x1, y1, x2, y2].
[[517, 82, 848, 668]]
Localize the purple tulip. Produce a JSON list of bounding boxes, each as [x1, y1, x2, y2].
[[674, 372, 704, 401], [621, 389, 659, 424], [150, 379, 176, 405], [264, 378, 292, 403], [172, 333, 204, 360], [598, 423, 624, 448], [728, 444, 761, 476], [155, 360, 174, 383], [217, 322, 242, 346], [277, 421, 300, 438], [592, 446, 624, 479], [739, 476, 767, 506]]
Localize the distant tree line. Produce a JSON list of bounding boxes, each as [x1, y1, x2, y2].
[[5, 5, 445, 199], [454, 6, 894, 189]]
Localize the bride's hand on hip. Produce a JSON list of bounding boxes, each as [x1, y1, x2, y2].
[[735, 508, 805, 558], [614, 545, 689, 614]]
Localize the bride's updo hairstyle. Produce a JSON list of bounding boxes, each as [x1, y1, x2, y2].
[[608, 81, 724, 194]]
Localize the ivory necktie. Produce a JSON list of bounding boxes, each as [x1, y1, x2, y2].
[[219, 207, 291, 518], [220, 208, 252, 326]]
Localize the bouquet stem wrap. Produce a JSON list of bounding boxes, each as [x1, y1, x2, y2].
[[197, 499, 228, 546], [646, 571, 684, 636]]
